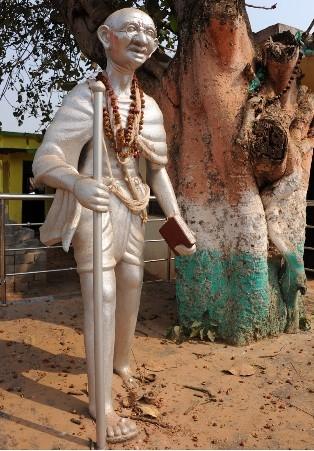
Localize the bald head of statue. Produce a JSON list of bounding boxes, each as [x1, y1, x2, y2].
[[97, 8, 158, 72]]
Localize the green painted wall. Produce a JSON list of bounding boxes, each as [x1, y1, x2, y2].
[[0, 131, 42, 223]]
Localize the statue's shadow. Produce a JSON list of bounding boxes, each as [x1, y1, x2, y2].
[[1, 296, 88, 424], [0, 280, 176, 445], [1, 338, 87, 413], [0, 332, 89, 448]]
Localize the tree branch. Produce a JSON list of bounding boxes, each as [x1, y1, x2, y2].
[[245, 2, 277, 10]]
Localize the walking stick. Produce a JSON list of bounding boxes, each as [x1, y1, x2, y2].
[[91, 80, 107, 450]]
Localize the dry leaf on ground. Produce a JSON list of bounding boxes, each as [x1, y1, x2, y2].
[[137, 402, 160, 418], [224, 362, 256, 376]]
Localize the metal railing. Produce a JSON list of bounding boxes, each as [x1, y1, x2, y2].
[[1, 194, 314, 305], [305, 200, 314, 274], [0, 194, 174, 305]]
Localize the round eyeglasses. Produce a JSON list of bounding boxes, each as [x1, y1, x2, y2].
[[111, 23, 158, 47]]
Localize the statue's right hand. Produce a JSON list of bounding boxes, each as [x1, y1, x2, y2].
[[73, 177, 110, 212]]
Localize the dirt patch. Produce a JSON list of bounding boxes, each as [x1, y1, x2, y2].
[[0, 281, 313, 450]]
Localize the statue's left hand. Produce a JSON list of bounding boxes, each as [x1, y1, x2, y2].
[[172, 214, 196, 256], [174, 243, 196, 256]]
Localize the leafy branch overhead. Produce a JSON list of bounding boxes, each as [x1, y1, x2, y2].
[[0, 0, 178, 129], [3, 0, 301, 131], [1, 0, 86, 127], [3, 0, 279, 129]]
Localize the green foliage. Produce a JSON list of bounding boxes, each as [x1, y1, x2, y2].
[[166, 321, 217, 344], [0, 0, 177, 130], [143, 0, 177, 52], [0, 0, 93, 129]]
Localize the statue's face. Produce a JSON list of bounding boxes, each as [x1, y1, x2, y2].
[[98, 9, 158, 71]]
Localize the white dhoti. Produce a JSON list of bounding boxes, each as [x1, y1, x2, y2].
[[72, 192, 145, 273]]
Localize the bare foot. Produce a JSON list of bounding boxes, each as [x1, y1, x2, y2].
[[89, 408, 138, 443], [114, 366, 139, 390]]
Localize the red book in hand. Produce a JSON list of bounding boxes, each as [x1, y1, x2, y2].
[[159, 216, 196, 255]]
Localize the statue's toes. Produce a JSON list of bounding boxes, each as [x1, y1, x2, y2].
[[124, 417, 138, 433], [119, 419, 129, 435], [113, 424, 123, 437], [107, 425, 115, 439], [106, 418, 138, 443]]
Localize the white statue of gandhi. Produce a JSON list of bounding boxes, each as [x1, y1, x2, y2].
[[33, 7, 195, 443]]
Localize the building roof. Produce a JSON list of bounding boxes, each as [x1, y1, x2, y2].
[[0, 130, 43, 152]]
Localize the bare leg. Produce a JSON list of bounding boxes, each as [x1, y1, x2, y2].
[[113, 262, 143, 386], [79, 269, 137, 442]]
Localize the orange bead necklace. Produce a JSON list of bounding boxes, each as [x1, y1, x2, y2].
[[96, 72, 145, 159]]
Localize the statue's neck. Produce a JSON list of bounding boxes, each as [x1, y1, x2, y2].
[[105, 60, 134, 97]]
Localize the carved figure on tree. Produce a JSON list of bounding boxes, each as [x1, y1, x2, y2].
[[238, 29, 314, 333], [33, 8, 195, 443]]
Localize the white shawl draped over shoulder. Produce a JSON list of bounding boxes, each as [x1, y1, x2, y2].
[[33, 79, 169, 252], [32, 81, 94, 251]]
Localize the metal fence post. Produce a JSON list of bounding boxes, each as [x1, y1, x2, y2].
[[0, 199, 7, 305]]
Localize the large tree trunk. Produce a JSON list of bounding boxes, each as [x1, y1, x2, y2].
[[168, 1, 273, 344], [165, 0, 313, 344], [53, 0, 313, 345]]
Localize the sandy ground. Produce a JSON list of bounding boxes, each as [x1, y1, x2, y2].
[[0, 281, 313, 450]]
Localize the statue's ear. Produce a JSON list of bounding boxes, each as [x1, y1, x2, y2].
[[97, 24, 111, 49]]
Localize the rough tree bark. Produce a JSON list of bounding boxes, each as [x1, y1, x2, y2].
[[51, 0, 314, 344]]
